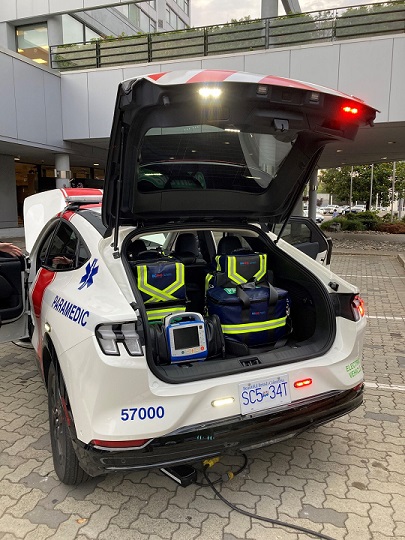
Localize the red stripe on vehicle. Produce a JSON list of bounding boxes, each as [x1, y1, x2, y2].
[[31, 268, 56, 367], [148, 72, 168, 81], [31, 268, 56, 320], [258, 75, 317, 91], [186, 70, 236, 83], [62, 210, 75, 221], [62, 188, 103, 197]]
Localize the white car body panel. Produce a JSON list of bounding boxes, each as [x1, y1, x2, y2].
[[0, 198, 354, 448], [22, 201, 364, 445]]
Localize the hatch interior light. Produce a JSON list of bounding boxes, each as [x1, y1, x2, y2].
[[198, 87, 222, 99]]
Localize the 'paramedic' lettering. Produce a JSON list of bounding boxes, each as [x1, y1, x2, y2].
[[52, 295, 89, 326]]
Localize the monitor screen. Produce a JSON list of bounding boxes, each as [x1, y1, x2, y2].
[[173, 325, 200, 350]]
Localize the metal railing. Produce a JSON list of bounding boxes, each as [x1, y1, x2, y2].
[[50, 1, 405, 71]]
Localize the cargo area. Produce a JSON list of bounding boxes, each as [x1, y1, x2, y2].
[[123, 224, 337, 383]]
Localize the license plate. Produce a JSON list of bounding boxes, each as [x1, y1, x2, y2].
[[239, 375, 291, 415]]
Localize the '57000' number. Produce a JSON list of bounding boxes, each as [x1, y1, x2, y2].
[[121, 406, 165, 421]]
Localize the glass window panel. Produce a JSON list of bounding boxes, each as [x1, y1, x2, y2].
[[16, 23, 49, 65], [115, 5, 129, 17], [129, 4, 141, 27], [85, 26, 101, 41], [62, 14, 84, 44], [139, 10, 150, 33], [138, 125, 294, 194]]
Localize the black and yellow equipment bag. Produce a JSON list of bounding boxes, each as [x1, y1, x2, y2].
[[206, 284, 290, 347]]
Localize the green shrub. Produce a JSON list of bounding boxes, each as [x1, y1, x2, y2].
[[353, 211, 381, 230], [342, 219, 366, 231], [320, 217, 345, 231]]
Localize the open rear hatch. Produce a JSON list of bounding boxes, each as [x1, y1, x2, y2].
[[102, 70, 377, 229]]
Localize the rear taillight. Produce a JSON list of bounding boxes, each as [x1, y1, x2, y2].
[[90, 439, 149, 449], [351, 295, 365, 321], [96, 322, 143, 356], [294, 378, 313, 389]]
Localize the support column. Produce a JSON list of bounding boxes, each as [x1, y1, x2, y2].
[[54, 154, 71, 189], [308, 169, 318, 221], [0, 155, 18, 228]]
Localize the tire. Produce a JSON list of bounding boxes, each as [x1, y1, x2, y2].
[[47, 362, 89, 485]]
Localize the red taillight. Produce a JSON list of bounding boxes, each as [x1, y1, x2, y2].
[[352, 295, 365, 320], [90, 439, 149, 449], [342, 105, 359, 115], [294, 378, 313, 389]]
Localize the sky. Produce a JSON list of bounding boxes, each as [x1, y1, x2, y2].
[[191, 0, 383, 28]]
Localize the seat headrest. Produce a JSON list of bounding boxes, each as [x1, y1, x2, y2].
[[127, 239, 147, 260], [217, 236, 243, 255], [173, 233, 200, 264], [174, 233, 199, 256]]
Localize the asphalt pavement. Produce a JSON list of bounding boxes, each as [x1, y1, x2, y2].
[[0, 233, 404, 539]]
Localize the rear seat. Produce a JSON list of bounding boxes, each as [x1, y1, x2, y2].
[[171, 233, 208, 313]]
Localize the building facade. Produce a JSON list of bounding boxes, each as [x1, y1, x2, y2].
[[0, 0, 190, 68], [0, 1, 190, 229]]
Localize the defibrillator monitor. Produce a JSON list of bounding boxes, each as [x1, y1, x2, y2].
[[164, 312, 207, 363]]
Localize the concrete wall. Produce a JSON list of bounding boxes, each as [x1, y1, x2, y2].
[[0, 48, 68, 152], [0, 155, 18, 228], [60, 34, 405, 142]]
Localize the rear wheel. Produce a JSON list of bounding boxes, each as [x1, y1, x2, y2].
[[47, 362, 89, 485]]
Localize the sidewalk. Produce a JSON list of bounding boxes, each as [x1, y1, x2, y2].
[[0, 250, 404, 540]]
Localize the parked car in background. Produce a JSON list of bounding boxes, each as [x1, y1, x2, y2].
[[321, 205, 339, 215], [344, 205, 366, 214], [303, 209, 324, 223]]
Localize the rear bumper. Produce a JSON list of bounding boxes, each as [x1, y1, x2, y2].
[[73, 385, 363, 477]]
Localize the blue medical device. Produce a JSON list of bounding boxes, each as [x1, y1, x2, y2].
[[164, 312, 208, 363]]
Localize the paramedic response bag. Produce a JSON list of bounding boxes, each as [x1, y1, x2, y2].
[[132, 257, 187, 322], [206, 284, 290, 347]]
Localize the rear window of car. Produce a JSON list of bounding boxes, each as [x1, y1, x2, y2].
[[137, 125, 295, 194]]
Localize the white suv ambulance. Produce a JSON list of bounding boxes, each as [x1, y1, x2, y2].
[[0, 70, 376, 485]]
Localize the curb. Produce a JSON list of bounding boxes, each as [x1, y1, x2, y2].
[[398, 253, 405, 269], [333, 250, 399, 257]]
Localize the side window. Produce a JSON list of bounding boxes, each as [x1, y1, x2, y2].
[[40, 221, 90, 271], [38, 225, 57, 267], [273, 223, 312, 245]]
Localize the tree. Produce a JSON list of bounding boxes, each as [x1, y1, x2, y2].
[[318, 162, 405, 207]]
